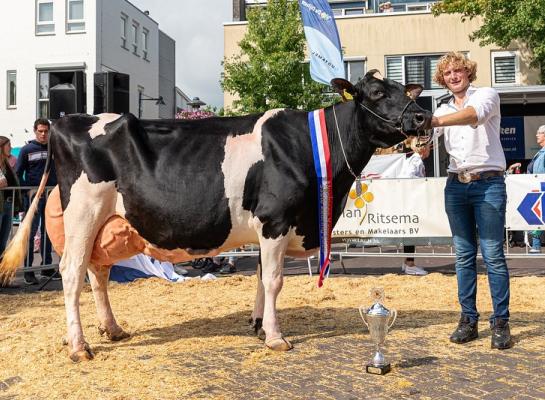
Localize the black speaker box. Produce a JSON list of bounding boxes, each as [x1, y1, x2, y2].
[[94, 72, 130, 114], [49, 70, 85, 119]]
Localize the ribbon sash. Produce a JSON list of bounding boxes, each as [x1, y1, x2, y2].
[[308, 109, 333, 287]]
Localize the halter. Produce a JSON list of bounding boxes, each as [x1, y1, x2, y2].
[[358, 98, 415, 139]]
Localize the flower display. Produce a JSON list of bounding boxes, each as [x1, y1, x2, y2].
[[175, 109, 216, 120]]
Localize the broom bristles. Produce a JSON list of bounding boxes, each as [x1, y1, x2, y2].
[[0, 173, 50, 285]]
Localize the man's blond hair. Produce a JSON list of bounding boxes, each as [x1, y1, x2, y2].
[[433, 52, 477, 88]]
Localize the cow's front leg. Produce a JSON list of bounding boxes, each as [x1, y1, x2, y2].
[[259, 235, 293, 351], [60, 251, 94, 362], [87, 264, 130, 342], [250, 256, 265, 340]]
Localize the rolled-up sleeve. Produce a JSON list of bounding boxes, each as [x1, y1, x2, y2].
[[466, 87, 500, 125]]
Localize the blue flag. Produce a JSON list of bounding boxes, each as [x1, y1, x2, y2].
[[298, 0, 345, 85]]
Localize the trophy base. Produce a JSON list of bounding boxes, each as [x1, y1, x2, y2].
[[366, 363, 391, 375]]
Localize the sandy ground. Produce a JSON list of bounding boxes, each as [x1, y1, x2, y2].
[[1, 273, 544, 399]]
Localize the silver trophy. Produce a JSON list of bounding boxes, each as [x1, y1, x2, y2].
[[359, 287, 397, 375]]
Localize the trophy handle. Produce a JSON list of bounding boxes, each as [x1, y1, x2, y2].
[[388, 309, 397, 329], [359, 306, 369, 329]]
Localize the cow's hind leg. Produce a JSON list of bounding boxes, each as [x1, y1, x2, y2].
[[250, 252, 265, 340], [87, 264, 130, 342], [60, 176, 117, 362], [60, 249, 95, 362], [259, 235, 293, 351]]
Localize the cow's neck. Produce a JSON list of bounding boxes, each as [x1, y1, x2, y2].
[[321, 101, 376, 219]]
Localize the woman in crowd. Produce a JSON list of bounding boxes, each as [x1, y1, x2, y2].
[[0, 136, 20, 256]]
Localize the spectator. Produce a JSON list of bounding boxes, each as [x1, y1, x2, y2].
[[0, 136, 20, 256], [398, 137, 431, 275], [431, 52, 513, 349], [16, 118, 57, 285], [380, 1, 393, 13], [508, 124, 545, 253], [205, 255, 237, 274]]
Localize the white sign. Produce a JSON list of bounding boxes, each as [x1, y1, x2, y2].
[[333, 178, 452, 239], [506, 174, 545, 230]]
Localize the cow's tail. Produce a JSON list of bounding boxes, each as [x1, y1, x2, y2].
[[0, 137, 53, 285]]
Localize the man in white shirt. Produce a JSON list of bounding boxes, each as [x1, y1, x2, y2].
[[431, 52, 512, 350]]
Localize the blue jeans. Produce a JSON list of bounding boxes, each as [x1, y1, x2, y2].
[[530, 230, 542, 250], [445, 175, 510, 323], [25, 194, 52, 267], [0, 200, 13, 255]]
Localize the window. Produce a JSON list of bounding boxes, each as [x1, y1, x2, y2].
[[66, 0, 85, 32], [142, 28, 149, 60], [386, 56, 404, 83], [385, 54, 442, 89], [330, 1, 367, 16], [131, 22, 139, 55], [492, 51, 518, 85], [344, 8, 365, 15], [37, 72, 50, 118], [344, 59, 366, 84], [120, 14, 128, 49], [6, 71, 16, 108], [36, 0, 54, 34]]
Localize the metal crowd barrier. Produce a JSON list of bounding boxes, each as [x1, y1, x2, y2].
[[2, 185, 542, 285]]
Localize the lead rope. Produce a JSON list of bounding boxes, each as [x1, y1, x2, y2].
[[332, 105, 363, 196]]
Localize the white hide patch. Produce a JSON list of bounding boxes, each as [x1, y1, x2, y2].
[[89, 113, 122, 139], [220, 109, 284, 248], [115, 192, 127, 218], [61, 172, 117, 272]]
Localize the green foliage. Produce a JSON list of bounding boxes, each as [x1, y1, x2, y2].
[[221, 0, 334, 115], [432, 0, 545, 83]]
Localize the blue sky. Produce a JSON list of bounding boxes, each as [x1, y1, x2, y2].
[[129, 0, 232, 109]]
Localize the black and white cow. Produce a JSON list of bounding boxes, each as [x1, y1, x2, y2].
[[0, 71, 431, 361]]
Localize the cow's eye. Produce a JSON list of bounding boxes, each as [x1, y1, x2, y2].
[[372, 90, 384, 98]]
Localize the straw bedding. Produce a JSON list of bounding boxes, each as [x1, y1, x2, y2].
[[1, 273, 543, 399]]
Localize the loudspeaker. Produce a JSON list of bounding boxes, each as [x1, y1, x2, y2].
[[49, 71, 85, 119], [94, 72, 130, 114]]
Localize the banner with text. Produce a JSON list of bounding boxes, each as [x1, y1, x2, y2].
[[333, 178, 452, 240]]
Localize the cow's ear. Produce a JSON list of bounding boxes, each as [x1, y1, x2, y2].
[[405, 84, 424, 100], [331, 78, 356, 101]]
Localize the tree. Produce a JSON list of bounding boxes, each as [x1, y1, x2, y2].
[[432, 0, 545, 83], [221, 0, 332, 115]]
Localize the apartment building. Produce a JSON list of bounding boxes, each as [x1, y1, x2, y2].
[[226, 0, 545, 168], [0, 0, 176, 147]]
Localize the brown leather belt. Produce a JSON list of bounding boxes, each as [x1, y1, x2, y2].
[[448, 170, 504, 184]]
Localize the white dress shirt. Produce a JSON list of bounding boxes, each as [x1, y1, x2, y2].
[[434, 86, 506, 174]]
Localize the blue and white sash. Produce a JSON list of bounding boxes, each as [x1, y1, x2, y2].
[[308, 109, 333, 287]]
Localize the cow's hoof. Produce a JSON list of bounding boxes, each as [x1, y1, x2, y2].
[[69, 344, 94, 363], [265, 337, 293, 351], [257, 328, 266, 341], [98, 325, 131, 341], [61, 336, 68, 346]]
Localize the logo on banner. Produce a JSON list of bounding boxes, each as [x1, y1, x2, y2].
[[348, 181, 375, 224], [517, 182, 545, 225]]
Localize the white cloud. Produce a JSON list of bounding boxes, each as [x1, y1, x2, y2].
[[128, 0, 232, 108]]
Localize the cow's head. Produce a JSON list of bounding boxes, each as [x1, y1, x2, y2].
[[331, 70, 432, 148]]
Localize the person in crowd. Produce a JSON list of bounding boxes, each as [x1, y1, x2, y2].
[[398, 137, 431, 275], [380, 1, 393, 13], [16, 118, 57, 285], [431, 52, 513, 349], [508, 124, 545, 253], [0, 136, 20, 257], [205, 255, 237, 274]]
